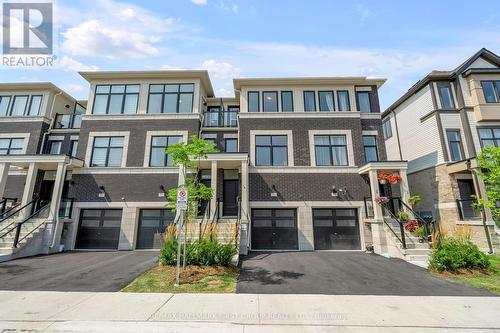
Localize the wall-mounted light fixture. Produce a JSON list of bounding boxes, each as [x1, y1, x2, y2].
[[98, 185, 106, 198], [331, 185, 338, 197], [270, 185, 278, 197], [159, 184, 166, 197]]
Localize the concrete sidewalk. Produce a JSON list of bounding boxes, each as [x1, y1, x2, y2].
[[0, 291, 498, 332]]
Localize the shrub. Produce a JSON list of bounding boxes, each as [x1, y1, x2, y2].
[[159, 236, 178, 266], [428, 237, 491, 272], [397, 211, 410, 221]]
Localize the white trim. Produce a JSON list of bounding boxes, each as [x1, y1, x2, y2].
[[201, 133, 217, 139], [0, 116, 51, 124], [250, 130, 294, 167], [308, 129, 355, 167], [223, 133, 238, 139], [0, 133, 30, 154], [73, 201, 173, 208], [82, 114, 201, 121], [143, 130, 188, 167], [249, 166, 359, 173], [239, 112, 361, 119], [47, 135, 64, 141], [73, 167, 179, 175], [85, 131, 130, 168], [249, 200, 364, 208], [360, 113, 381, 119], [355, 86, 372, 92], [361, 130, 378, 136], [70, 135, 79, 140]]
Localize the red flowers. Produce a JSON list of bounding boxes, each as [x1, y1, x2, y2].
[[377, 172, 402, 184], [404, 220, 419, 232]]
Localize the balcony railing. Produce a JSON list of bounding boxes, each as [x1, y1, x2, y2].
[[53, 113, 82, 129], [456, 199, 481, 220], [204, 110, 238, 128]]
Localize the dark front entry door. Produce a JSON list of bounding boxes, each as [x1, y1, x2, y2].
[[76, 209, 122, 249], [313, 208, 360, 250], [251, 209, 298, 250], [223, 179, 239, 216], [136, 209, 175, 249]]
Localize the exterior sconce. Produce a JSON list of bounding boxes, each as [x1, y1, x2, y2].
[[270, 185, 278, 197], [98, 185, 106, 198], [331, 186, 338, 197]]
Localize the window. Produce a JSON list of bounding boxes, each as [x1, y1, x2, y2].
[[263, 92, 278, 112], [10, 96, 28, 116], [225, 138, 238, 153], [27, 95, 42, 116], [281, 91, 294, 112], [314, 135, 348, 166], [478, 128, 500, 147], [93, 85, 139, 114], [248, 91, 259, 112], [446, 130, 464, 161], [438, 85, 455, 109], [150, 136, 182, 167], [337, 91, 350, 111], [147, 84, 194, 114], [363, 136, 378, 162], [481, 81, 500, 103], [0, 95, 43, 117], [91, 137, 124, 167], [0, 138, 24, 155], [318, 91, 335, 112], [255, 135, 288, 166], [0, 96, 11, 116], [49, 141, 62, 155], [356, 91, 371, 112], [382, 118, 393, 139], [304, 91, 316, 112], [70, 140, 78, 157]]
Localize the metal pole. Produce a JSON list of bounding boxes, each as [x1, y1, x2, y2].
[[174, 212, 183, 287], [183, 211, 187, 270]]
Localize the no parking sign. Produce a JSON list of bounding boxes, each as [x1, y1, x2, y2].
[[176, 188, 188, 210]]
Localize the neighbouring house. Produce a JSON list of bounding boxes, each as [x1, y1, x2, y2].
[[382, 48, 500, 252], [0, 70, 426, 265]]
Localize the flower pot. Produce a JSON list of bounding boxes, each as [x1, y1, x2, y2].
[[418, 237, 424, 243]]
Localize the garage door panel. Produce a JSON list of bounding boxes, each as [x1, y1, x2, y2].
[[136, 209, 175, 249], [76, 209, 122, 250], [251, 209, 298, 250], [313, 208, 360, 250]]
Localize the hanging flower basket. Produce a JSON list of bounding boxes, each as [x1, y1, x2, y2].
[[377, 172, 402, 185]]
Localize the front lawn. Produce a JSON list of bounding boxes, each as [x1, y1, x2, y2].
[[433, 255, 500, 295], [121, 265, 239, 293]]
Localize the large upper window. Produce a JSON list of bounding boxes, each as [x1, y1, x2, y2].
[[382, 118, 393, 139], [363, 135, 378, 162], [304, 91, 316, 112], [0, 138, 24, 155], [93, 85, 139, 115], [0, 95, 42, 116], [91, 137, 124, 167], [438, 85, 455, 109], [281, 91, 294, 112], [318, 91, 335, 112], [0, 96, 11, 116], [314, 135, 348, 166], [263, 92, 278, 112], [148, 84, 194, 114], [337, 91, 350, 111], [446, 130, 464, 161], [248, 91, 260, 112], [149, 136, 181, 167], [481, 81, 500, 103], [356, 91, 372, 112], [478, 128, 500, 147], [255, 135, 288, 166]]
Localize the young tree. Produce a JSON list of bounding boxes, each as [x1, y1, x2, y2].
[[475, 146, 500, 225]]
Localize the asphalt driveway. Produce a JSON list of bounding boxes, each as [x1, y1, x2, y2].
[[0, 251, 159, 292], [237, 251, 494, 296]]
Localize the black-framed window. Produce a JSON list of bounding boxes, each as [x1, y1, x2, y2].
[[147, 83, 194, 114], [363, 135, 378, 162], [382, 118, 393, 139], [304, 91, 316, 112], [91, 136, 124, 167], [263, 91, 278, 112], [248, 91, 260, 112], [281, 91, 294, 112], [481, 80, 500, 103], [314, 135, 348, 166], [438, 84, 455, 109], [446, 130, 464, 161], [0, 95, 42, 117], [93, 84, 139, 115], [337, 91, 350, 111], [0, 138, 24, 155], [255, 135, 288, 166], [27, 95, 42, 116], [70, 140, 78, 157], [478, 128, 500, 147], [319, 91, 335, 112], [356, 91, 372, 112], [225, 138, 238, 152], [0, 96, 11, 116], [10, 95, 29, 116], [150, 136, 182, 167], [49, 141, 62, 155]]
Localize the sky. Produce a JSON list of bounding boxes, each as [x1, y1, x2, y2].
[[1, 0, 500, 109]]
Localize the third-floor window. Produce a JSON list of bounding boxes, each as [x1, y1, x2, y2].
[[93, 85, 139, 114], [437, 84, 455, 109], [481, 81, 500, 103], [356, 91, 372, 113], [0, 95, 42, 117], [148, 84, 194, 113]]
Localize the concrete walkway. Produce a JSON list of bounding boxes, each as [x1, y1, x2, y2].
[[0, 291, 498, 332]]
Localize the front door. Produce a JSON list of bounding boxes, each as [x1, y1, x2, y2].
[[223, 179, 239, 216], [313, 208, 360, 250]]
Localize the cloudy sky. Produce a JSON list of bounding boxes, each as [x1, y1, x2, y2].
[[1, 0, 500, 109]]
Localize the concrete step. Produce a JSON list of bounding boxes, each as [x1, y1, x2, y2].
[[404, 248, 432, 256], [0, 247, 13, 254], [405, 254, 430, 262]]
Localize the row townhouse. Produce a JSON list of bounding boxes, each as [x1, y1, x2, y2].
[[383, 48, 500, 252], [0, 70, 422, 264]]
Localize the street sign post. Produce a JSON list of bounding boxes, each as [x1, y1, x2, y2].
[[175, 187, 188, 287]]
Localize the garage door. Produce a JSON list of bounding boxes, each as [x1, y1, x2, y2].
[[251, 209, 298, 250], [313, 208, 360, 250], [75, 209, 122, 249], [136, 209, 175, 249]]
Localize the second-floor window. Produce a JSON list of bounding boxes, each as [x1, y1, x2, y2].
[[337, 91, 350, 111], [281, 91, 294, 112], [478, 128, 500, 147], [263, 92, 278, 112], [224, 138, 238, 152], [382, 118, 393, 139], [150, 136, 181, 167], [70, 140, 78, 157], [304, 91, 316, 112], [481, 81, 500, 103], [91, 137, 124, 167], [438, 85, 455, 109], [0, 138, 24, 155], [0, 95, 42, 117], [93, 85, 139, 115], [255, 135, 288, 166], [49, 141, 62, 155], [314, 135, 348, 166], [148, 84, 194, 114], [446, 130, 464, 161], [356, 91, 372, 113], [319, 91, 335, 112], [363, 136, 378, 162]]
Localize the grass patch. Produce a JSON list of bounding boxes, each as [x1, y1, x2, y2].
[[433, 255, 500, 295], [121, 265, 239, 293]]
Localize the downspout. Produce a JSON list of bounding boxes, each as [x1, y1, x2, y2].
[[40, 91, 63, 154], [391, 110, 403, 160]]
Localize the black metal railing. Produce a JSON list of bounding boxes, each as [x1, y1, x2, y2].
[[59, 198, 75, 219], [0, 197, 18, 218], [13, 202, 51, 248], [53, 113, 82, 129], [381, 203, 407, 249], [0, 199, 40, 233], [203, 110, 238, 128], [456, 199, 481, 220]]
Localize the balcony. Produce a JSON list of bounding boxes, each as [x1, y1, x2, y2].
[[456, 199, 481, 220], [203, 110, 238, 128], [53, 113, 82, 129]]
